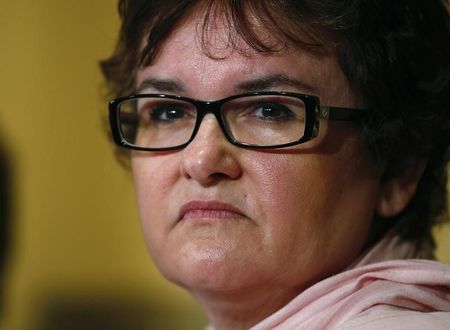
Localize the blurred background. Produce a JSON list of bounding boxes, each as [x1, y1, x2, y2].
[[0, 1, 448, 329]]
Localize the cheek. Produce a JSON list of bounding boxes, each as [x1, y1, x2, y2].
[[245, 153, 323, 225], [246, 154, 312, 222], [131, 154, 179, 249], [242, 153, 319, 255], [132, 155, 177, 196], [244, 144, 379, 278], [132, 152, 182, 205]]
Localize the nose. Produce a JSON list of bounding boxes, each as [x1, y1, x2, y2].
[[180, 114, 242, 186]]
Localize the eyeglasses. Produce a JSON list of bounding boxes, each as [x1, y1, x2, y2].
[[109, 91, 366, 151]]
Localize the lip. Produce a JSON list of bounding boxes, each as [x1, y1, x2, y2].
[[179, 200, 245, 222]]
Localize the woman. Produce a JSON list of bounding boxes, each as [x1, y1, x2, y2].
[[102, 1, 450, 329]]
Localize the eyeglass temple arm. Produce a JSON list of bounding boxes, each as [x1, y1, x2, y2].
[[319, 106, 366, 121]]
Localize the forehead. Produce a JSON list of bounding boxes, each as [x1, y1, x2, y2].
[[141, 6, 329, 64], [136, 12, 354, 105]]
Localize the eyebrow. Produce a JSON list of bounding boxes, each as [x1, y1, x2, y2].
[[136, 73, 314, 96], [136, 78, 186, 94], [235, 74, 315, 94]]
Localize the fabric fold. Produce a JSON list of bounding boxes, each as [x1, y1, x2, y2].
[[251, 230, 450, 329], [252, 260, 450, 329]]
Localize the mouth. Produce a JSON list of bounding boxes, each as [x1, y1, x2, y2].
[[179, 200, 245, 222]]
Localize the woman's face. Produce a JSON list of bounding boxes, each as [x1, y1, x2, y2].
[[132, 16, 380, 300]]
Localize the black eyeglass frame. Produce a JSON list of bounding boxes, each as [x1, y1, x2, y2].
[[109, 91, 366, 151]]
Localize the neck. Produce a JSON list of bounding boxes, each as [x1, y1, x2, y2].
[[191, 285, 303, 330]]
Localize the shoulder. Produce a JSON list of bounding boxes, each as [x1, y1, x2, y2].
[[336, 305, 450, 330]]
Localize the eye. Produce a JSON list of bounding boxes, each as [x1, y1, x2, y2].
[[150, 104, 188, 122], [250, 102, 295, 122], [137, 101, 195, 125]]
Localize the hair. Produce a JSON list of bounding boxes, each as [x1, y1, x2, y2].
[[101, 0, 450, 250]]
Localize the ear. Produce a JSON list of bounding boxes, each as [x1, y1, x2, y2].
[[375, 160, 426, 218]]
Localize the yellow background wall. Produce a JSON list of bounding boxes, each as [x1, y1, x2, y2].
[[0, 1, 448, 329]]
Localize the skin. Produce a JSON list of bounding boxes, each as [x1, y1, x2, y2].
[[131, 13, 389, 330]]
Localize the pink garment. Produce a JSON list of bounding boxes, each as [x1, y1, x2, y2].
[[252, 232, 450, 329]]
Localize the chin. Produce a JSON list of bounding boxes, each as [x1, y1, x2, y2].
[[157, 242, 260, 293]]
